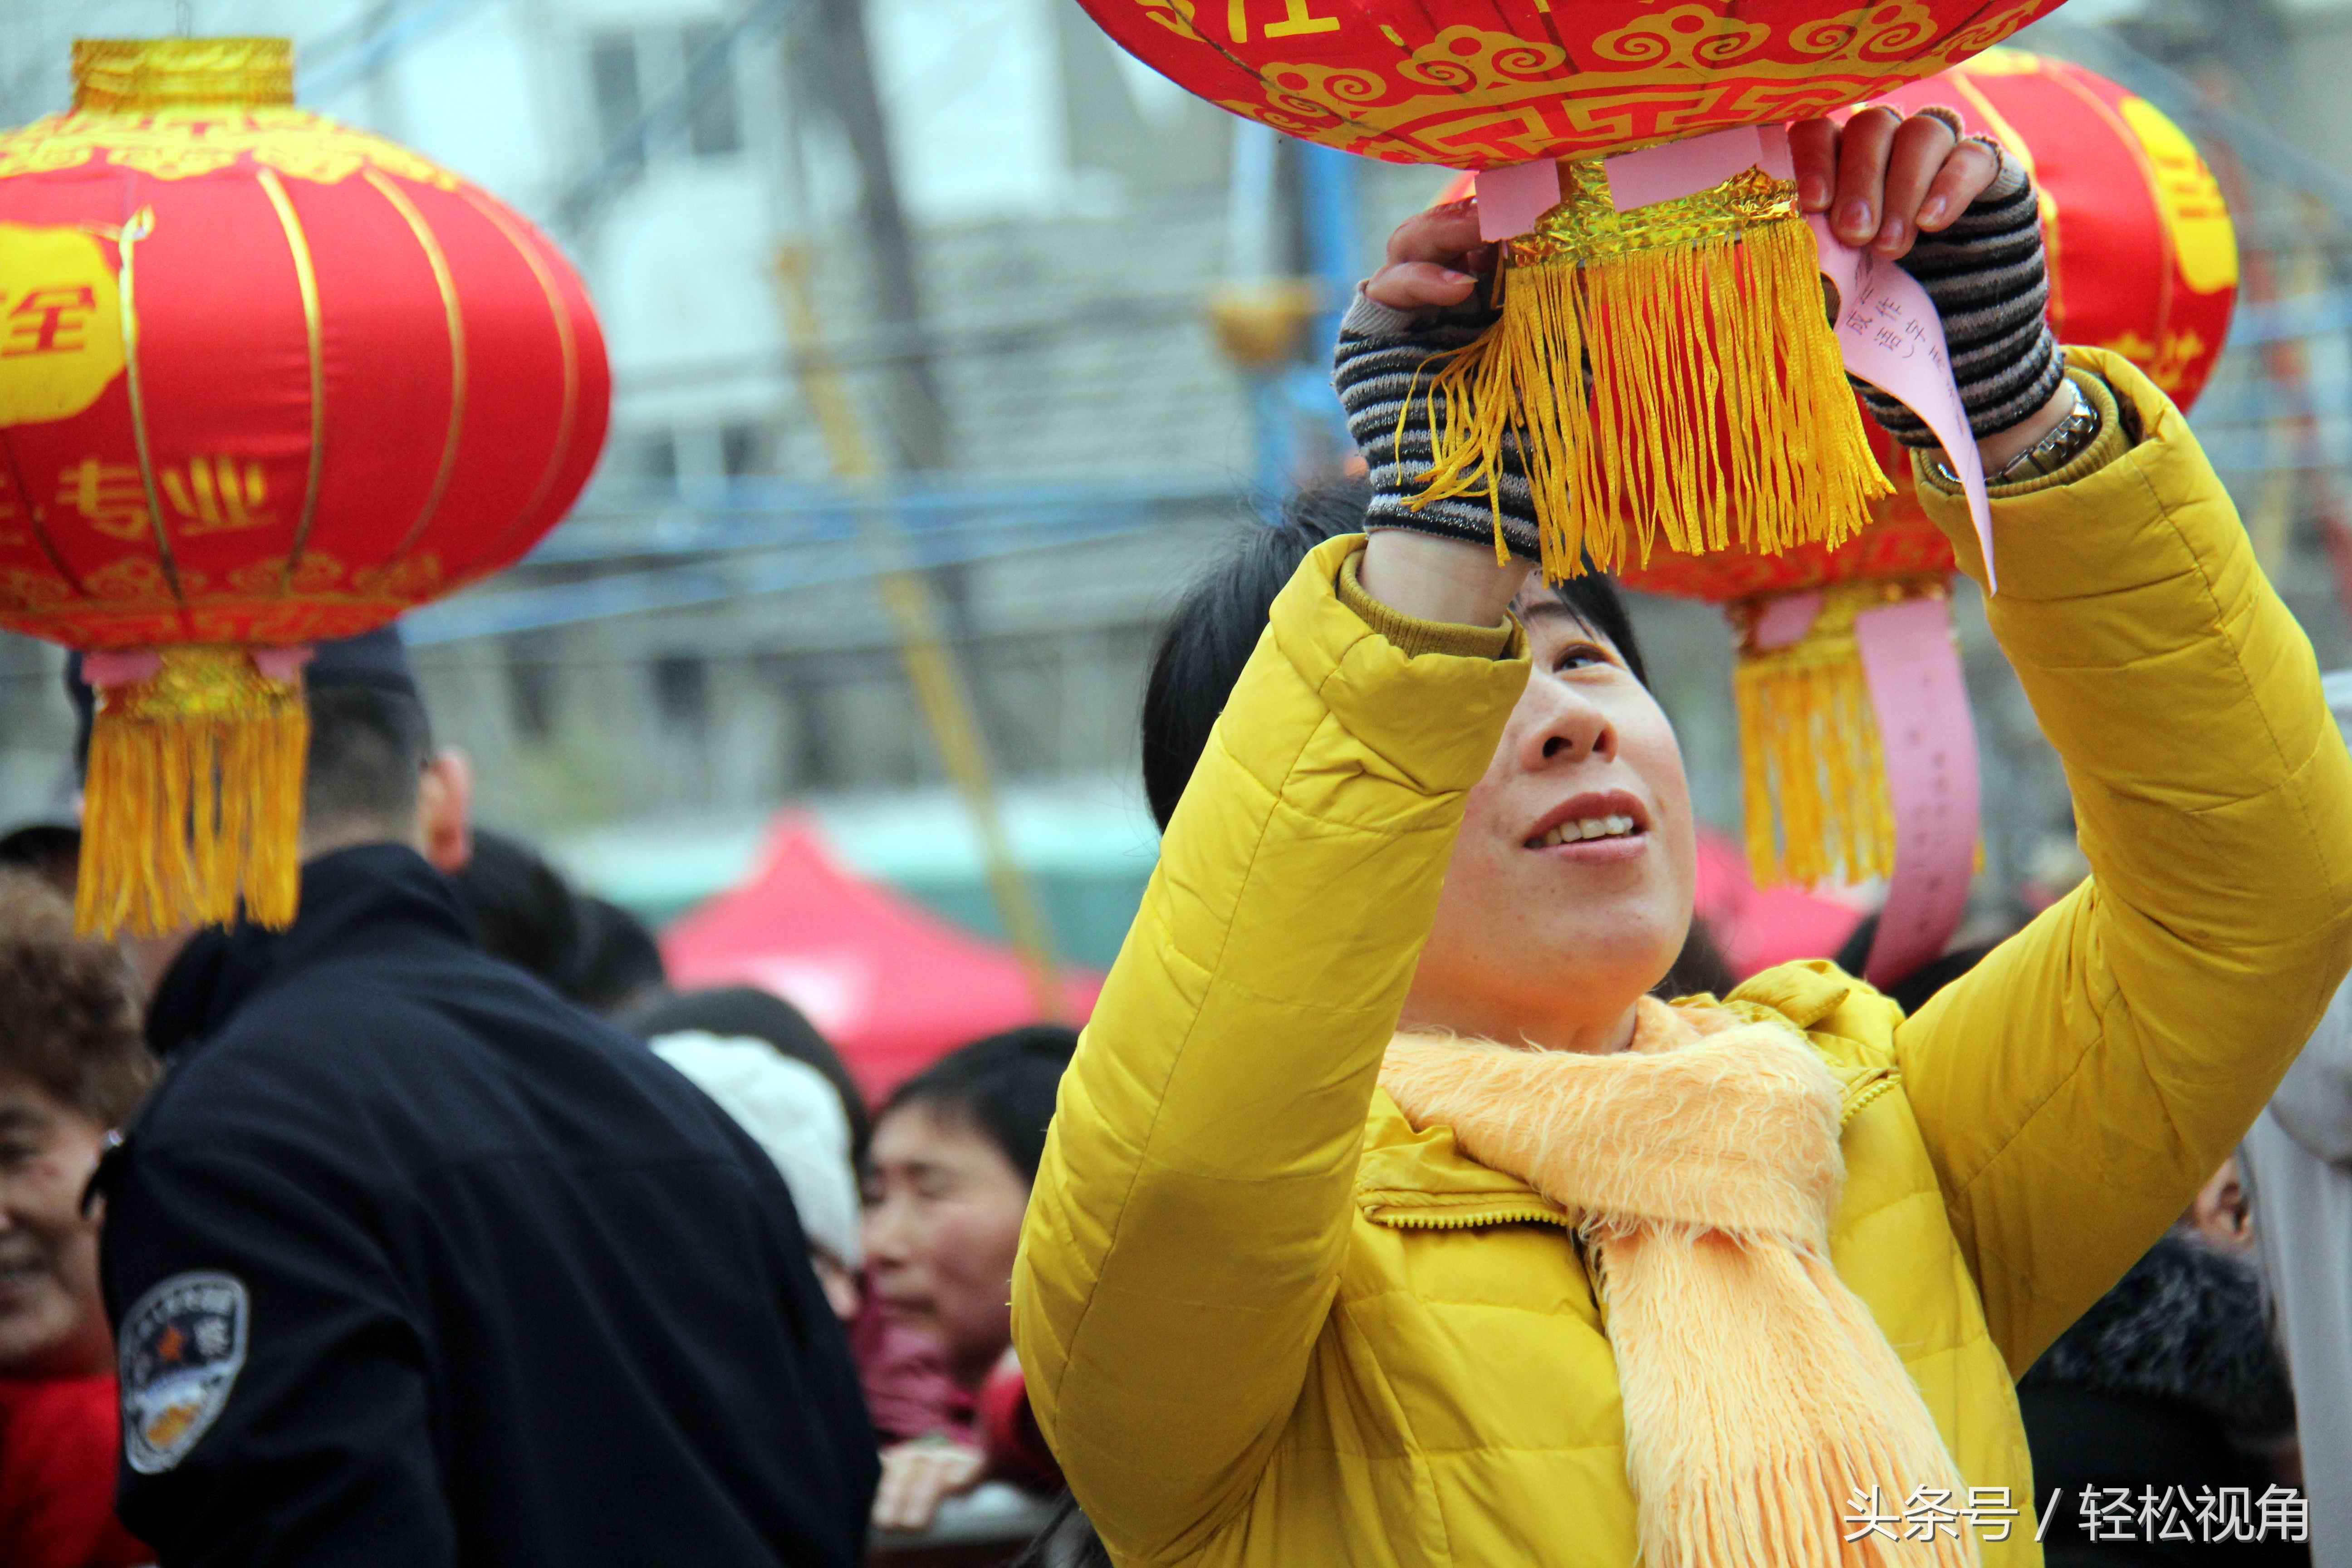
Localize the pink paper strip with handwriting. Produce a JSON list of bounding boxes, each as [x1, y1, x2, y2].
[[1856, 598, 1980, 986], [1476, 158, 1563, 243], [1811, 220, 1997, 592], [1606, 127, 1767, 212]]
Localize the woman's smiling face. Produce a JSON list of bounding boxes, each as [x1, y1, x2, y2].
[[0, 1071, 114, 1379], [1402, 587, 1698, 1049]]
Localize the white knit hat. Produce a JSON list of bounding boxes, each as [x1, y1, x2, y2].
[[651, 1030, 862, 1270]]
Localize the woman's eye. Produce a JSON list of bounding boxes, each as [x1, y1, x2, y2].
[[1554, 643, 1610, 671]]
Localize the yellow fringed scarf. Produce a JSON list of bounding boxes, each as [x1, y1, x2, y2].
[[1379, 999, 1978, 1568]]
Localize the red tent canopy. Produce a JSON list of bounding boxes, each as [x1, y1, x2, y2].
[[661, 816, 1101, 1101]]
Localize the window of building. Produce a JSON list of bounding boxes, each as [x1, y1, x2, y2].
[[682, 23, 744, 158], [719, 422, 761, 476], [652, 653, 710, 731], [587, 33, 645, 176], [586, 24, 742, 172]]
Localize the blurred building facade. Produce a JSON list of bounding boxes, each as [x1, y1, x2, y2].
[[3, 0, 2352, 962]]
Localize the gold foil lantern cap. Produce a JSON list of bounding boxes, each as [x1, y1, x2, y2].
[[72, 37, 294, 112]]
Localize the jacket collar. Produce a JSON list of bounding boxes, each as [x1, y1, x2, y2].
[[1351, 972, 1883, 1218], [147, 843, 475, 1061]]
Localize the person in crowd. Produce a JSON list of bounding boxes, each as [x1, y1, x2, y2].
[[0, 807, 79, 905], [1833, 914, 2020, 1018], [91, 627, 877, 1567], [2018, 1161, 2304, 1567], [0, 870, 152, 1568], [865, 1025, 1073, 1534], [447, 826, 583, 989], [645, 1019, 866, 1321], [1013, 110, 2352, 1567], [450, 830, 669, 1018], [566, 894, 669, 1016], [627, 984, 873, 1167], [2242, 967, 2352, 1564]]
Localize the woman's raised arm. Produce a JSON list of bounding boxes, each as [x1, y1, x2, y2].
[[1011, 201, 1538, 1559], [1893, 349, 2352, 1373], [1011, 526, 1529, 1558]]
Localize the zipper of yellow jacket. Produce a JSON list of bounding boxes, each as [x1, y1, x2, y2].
[[1360, 1066, 1904, 1331]]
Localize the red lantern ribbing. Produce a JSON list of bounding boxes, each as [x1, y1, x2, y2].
[[0, 38, 609, 934]]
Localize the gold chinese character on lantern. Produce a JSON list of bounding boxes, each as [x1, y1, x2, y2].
[[1, 284, 98, 357], [0, 226, 125, 424], [160, 454, 273, 535], [55, 456, 149, 540], [53, 454, 274, 541]]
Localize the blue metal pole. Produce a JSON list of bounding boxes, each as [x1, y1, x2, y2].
[[1300, 142, 1361, 358]]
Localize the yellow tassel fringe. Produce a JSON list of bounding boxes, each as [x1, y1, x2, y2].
[[1732, 580, 1953, 889], [77, 646, 309, 937], [1410, 160, 1891, 581]]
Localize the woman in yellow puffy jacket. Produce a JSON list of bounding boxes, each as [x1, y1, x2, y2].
[[1012, 111, 2352, 1568]]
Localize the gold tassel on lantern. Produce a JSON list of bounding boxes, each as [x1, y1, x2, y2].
[[1409, 159, 1891, 581], [77, 648, 309, 937], [1730, 579, 1950, 889]]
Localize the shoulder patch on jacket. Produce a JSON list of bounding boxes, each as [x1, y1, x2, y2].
[[120, 1270, 249, 1474]]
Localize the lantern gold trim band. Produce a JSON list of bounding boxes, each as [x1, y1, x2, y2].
[[1406, 157, 1891, 582], [72, 38, 294, 113]]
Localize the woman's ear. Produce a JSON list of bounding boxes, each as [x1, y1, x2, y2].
[[416, 746, 474, 874]]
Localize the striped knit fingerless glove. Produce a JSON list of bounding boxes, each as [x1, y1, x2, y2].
[[1332, 288, 1542, 560], [1856, 148, 2066, 447]]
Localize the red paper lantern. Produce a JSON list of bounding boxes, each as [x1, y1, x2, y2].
[[0, 39, 609, 932], [1079, 1, 2068, 168], [1624, 48, 2240, 607], [1604, 49, 2239, 886]]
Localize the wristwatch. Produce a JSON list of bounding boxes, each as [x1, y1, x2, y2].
[[1929, 377, 2102, 487]]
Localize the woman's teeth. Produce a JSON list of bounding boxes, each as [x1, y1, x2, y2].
[[1534, 815, 1637, 848]]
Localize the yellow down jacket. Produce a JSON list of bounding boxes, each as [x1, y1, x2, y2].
[[1012, 350, 2352, 1567]]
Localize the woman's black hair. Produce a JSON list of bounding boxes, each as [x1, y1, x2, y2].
[[1656, 914, 1738, 1000], [626, 984, 872, 1167], [875, 1024, 1078, 1185], [451, 827, 584, 985], [1140, 480, 1650, 833]]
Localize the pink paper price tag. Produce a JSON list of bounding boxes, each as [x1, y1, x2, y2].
[[79, 649, 162, 689], [1856, 597, 1980, 987], [1475, 158, 1563, 243], [1811, 220, 1997, 593]]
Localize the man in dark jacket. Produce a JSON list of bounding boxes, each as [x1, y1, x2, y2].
[[93, 630, 879, 1566]]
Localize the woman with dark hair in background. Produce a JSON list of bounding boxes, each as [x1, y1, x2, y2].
[[451, 828, 669, 1017], [862, 1025, 1074, 1536], [1011, 114, 2352, 1567]]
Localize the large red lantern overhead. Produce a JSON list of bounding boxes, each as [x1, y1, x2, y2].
[[0, 38, 609, 934], [1610, 49, 2239, 901], [1082, 1, 2070, 168], [1084, 2, 2069, 588]]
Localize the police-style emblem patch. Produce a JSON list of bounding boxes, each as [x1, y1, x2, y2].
[[119, 1271, 248, 1474]]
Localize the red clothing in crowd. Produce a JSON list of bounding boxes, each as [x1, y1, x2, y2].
[[851, 1297, 1060, 1494], [0, 1376, 147, 1568]]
